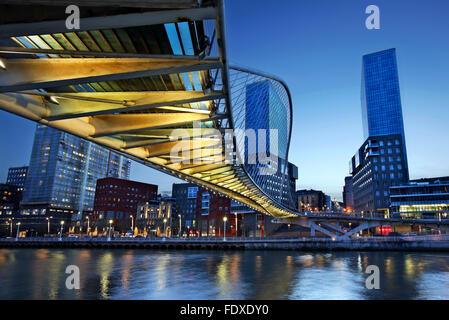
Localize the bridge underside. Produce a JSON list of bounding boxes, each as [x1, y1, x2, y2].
[[0, 0, 297, 218]]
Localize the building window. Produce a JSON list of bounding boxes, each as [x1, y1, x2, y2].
[[188, 187, 198, 199]]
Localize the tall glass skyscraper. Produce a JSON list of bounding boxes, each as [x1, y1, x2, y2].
[[244, 80, 297, 210], [361, 48, 406, 139], [21, 125, 131, 219], [350, 48, 409, 213]]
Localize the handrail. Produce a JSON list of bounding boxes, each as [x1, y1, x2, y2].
[[2, 234, 449, 243]]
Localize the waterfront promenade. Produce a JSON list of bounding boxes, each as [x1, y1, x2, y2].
[[1, 235, 449, 251]]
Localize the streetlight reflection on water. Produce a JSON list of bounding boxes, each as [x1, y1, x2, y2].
[[98, 252, 114, 299], [1, 249, 449, 299]]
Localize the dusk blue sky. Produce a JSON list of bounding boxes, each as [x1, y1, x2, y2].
[[1, 0, 448, 200]]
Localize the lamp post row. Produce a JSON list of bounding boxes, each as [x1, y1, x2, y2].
[[7, 212, 258, 240]]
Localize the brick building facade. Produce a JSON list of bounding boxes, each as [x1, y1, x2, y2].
[[93, 177, 157, 232]]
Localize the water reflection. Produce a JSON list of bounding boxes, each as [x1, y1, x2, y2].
[[290, 253, 365, 299], [0, 249, 449, 300], [215, 254, 243, 299], [120, 251, 134, 292], [98, 252, 113, 299]]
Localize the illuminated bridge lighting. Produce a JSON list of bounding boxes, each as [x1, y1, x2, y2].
[[0, 0, 298, 218]]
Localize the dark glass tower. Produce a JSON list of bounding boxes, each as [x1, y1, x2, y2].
[[361, 48, 409, 176], [244, 80, 297, 210], [361, 48, 406, 139], [350, 48, 409, 213]]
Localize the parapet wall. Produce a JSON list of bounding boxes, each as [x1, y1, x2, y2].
[[2, 238, 449, 252]]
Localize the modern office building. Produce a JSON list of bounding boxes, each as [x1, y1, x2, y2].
[[296, 189, 326, 212], [171, 182, 265, 237], [287, 162, 299, 206], [350, 48, 409, 213], [350, 136, 409, 213], [171, 183, 199, 230], [231, 200, 265, 237], [20, 125, 131, 221], [0, 184, 22, 217], [230, 200, 251, 237], [325, 195, 331, 212], [390, 176, 449, 219], [6, 166, 28, 191], [0, 184, 22, 236], [172, 183, 233, 236], [92, 177, 157, 232], [244, 80, 298, 210], [196, 188, 231, 237], [343, 176, 354, 212], [361, 49, 407, 140]]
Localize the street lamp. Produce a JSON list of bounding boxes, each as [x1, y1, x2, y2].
[[163, 218, 167, 239], [178, 214, 182, 238], [8, 218, 12, 237], [86, 216, 90, 236], [15, 222, 21, 241], [234, 213, 238, 237], [46, 216, 53, 236], [108, 219, 113, 241], [59, 221, 64, 240], [130, 214, 134, 233], [223, 216, 228, 241]]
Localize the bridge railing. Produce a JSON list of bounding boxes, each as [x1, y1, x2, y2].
[[301, 211, 385, 218], [2, 234, 449, 242], [300, 211, 449, 221]]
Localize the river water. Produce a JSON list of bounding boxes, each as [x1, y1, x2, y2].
[[0, 248, 448, 299]]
